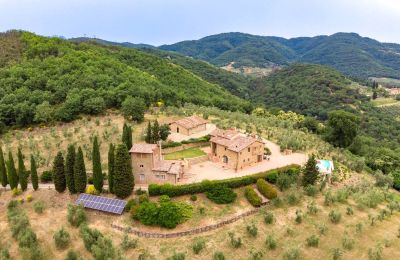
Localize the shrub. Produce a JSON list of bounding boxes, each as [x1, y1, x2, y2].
[[228, 232, 242, 248], [264, 211, 274, 224], [332, 248, 342, 260], [125, 199, 138, 212], [135, 188, 147, 195], [244, 186, 262, 207], [120, 234, 138, 251], [272, 197, 284, 207], [256, 179, 277, 199], [307, 201, 319, 215], [26, 195, 33, 202], [167, 252, 185, 260], [206, 185, 237, 204], [306, 235, 319, 247], [33, 201, 45, 214], [0, 248, 10, 260], [374, 172, 393, 188], [40, 171, 53, 183], [265, 170, 278, 183], [158, 202, 184, 229], [139, 193, 150, 204], [85, 185, 99, 195], [148, 165, 301, 196], [346, 207, 354, 215], [287, 191, 301, 206], [318, 224, 328, 235], [283, 247, 301, 260], [54, 227, 70, 249], [190, 194, 197, 201], [304, 185, 318, 197], [295, 210, 303, 224], [158, 195, 171, 204], [192, 239, 206, 254], [265, 235, 277, 250], [329, 210, 342, 224], [368, 245, 383, 260], [355, 223, 363, 234], [342, 236, 355, 250], [67, 204, 87, 227], [80, 225, 120, 260], [12, 188, 21, 197], [246, 223, 258, 237], [213, 251, 225, 260], [276, 174, 295, 191], [250, 250, 263, 260], [133, 202, 159, 225], [335, 188, 350, 203], [324, 190, 336, 206], [286, 227, 295, 236]]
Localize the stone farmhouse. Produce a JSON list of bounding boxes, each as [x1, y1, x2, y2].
[[169, 115, 208, 136], [129, 143, 184, 185], [209, 129, 265, 171]]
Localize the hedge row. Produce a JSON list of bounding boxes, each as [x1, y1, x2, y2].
[[256, 179, 278, 199], [162, 135, 210, 148], [244, 186, 262, 207], [149, 165, 300, 197]]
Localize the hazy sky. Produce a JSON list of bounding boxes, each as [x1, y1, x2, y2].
[[0, 0, 399, 45]]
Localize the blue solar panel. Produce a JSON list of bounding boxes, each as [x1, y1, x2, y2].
[[75, 194, 127, 215]]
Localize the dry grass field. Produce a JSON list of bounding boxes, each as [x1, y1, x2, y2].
[[1, 172, 400, 260]]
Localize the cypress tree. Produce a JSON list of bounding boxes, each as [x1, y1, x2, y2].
[[152, 120, 160, 143], [145, 121, 152, 144], [108, 143, 115, 194], [30, 155, 38, 191], [53, 152, 66, 193], [65, 144, 76, 193], [92, 136, 103, 192], [74, 147, 87, 193], [7, 152, 18, 190], [17, 148, 28, 191], [127, 125, 133, 150], [302, 154, 320, 187], [113, 144, 134, 198], [0, 146, 7, 188]]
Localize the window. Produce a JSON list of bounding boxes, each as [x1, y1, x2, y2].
[[248, 148, 250, 152], [156, 175, 166, 180], [224, 147, 227, 151], [140, 164, 144, 168], [139, 174, 145, 181]]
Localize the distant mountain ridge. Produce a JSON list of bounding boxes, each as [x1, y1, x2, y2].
[[159, 32, 400, 80], [69, 37, 154, 49]]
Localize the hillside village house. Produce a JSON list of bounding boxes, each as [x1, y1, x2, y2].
[[209, 128, 265, 171], [129, 143, 184, 185], [169, 115, 208, 136]]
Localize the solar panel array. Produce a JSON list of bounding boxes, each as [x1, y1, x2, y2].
[[76, 194, 127, 215]]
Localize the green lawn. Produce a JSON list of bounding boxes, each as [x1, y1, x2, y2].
[[164, 147, 206, 160]]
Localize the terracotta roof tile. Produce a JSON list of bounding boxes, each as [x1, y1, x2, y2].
[[129, 143, 158, 154], [172, 115, 207, 129], [210, 135, 263, 153], [209, 128, 239, 140], [153, 160, 182, 175]]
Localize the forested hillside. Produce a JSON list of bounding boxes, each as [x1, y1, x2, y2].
[[0, 31, 251, 129], [159, 32, 400, 79], [249, 64, 369, 119]]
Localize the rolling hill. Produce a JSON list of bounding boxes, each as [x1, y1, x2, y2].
[[159, 32, 400, 80], [0, 31, 251, 128]]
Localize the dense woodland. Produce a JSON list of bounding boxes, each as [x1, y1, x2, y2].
[[160, 32, 400, 80], [0, 31, 251, 129]]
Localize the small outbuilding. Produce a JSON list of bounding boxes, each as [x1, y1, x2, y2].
[[169, 115, 208, 136]]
